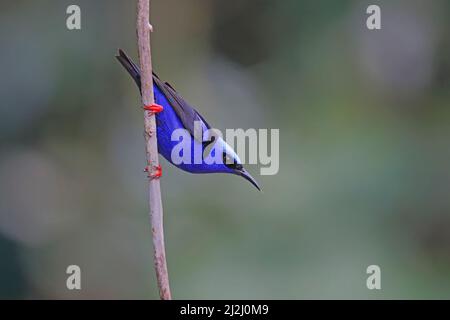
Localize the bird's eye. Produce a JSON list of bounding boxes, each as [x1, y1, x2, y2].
[[223, 152, 243, 170]]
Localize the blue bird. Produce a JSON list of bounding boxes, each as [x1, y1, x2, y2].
[[116, 49, 261, 191]]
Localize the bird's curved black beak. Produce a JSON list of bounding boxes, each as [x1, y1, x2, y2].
[[237, 168, 262, 191]]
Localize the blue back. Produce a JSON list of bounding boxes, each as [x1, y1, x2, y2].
[[154, 84, 233, 175]]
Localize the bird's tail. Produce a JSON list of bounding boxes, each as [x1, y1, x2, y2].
[[116, 49, 142, 90]]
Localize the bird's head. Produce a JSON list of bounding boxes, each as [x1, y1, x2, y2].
[[206, 137, 261, 191]]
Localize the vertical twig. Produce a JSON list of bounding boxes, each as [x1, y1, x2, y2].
[[136, 0, 172, 300]]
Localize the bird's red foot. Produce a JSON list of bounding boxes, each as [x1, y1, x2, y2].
[[143, 104, 164, 114], [144, 165, 162, 179]]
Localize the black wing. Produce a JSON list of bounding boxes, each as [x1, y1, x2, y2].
[[116, 49, 142, 90], [116, 49, 211, 141]]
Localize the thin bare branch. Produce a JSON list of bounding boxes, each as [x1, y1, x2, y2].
[[136, 0, 171, 300]]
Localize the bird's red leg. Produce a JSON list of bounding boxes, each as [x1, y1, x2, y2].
[[144, 165, 162, 179], [153, 165, 162, 179], [143, 103, 164, 114]]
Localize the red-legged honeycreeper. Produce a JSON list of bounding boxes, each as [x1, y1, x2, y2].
[[116, 50, 261, 191]]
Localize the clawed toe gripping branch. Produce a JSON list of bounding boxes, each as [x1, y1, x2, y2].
[[144, 165, 162, 180], [144, 103, 164, 114]]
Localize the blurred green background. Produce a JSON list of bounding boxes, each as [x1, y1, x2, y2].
[[1, 0, 450, 299]]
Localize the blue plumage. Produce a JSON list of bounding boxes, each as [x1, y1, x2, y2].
[[116, 49, 260, 190], [154, 84, 229, 174]]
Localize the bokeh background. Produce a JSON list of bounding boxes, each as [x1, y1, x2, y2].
[[1, 0, 449, 299]]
